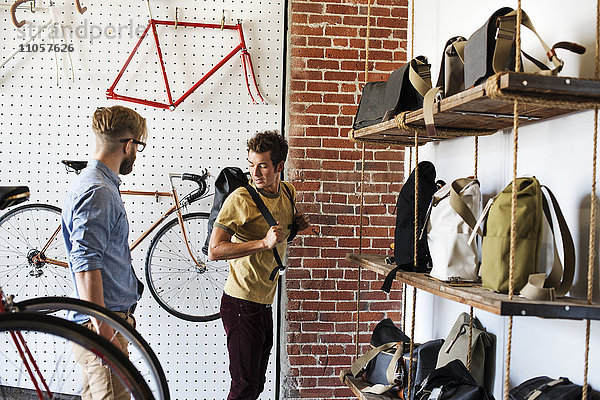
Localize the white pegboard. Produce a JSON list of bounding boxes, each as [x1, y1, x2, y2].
[[0, 0, 284, 398]]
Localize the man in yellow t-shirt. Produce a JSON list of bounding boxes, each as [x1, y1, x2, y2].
[[208, 130, 310, 400]]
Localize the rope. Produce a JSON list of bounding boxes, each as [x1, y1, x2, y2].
[[467, 307, 474, 372], [583, 2, 600, 398], [583, 109, 597, 400], [355, 144, 366, 360], [410, 0, 414, 60], [354, 0, 372, 362], [406, 121, 418, 400], [474, 137, 479, 179], [504, 4, 521, 399]]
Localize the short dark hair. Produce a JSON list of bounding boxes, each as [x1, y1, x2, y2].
[[247, 130, 288, 166]]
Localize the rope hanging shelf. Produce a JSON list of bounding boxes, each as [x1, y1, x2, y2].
[[346, 253, 600, 321], [349, 72, 600, 146]]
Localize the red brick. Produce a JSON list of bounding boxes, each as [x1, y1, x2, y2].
[[306, 126, 340, 137], [291, 2, 323, 13], [308, 14, 342, 24], [302, 322, 335, 332], [302, 301, 336, 311], [305, 104, 340, 115], [290, 69, 323, 81], [306, 60, 339, 72], [323, 93, 355, 104], [323, 70, 358, 82], [325, 3, 359, 15], [307, 36, 333, 47], [291, 46, 325, 58], [289, 92, 323, 103], [324, 48, 359, 60]]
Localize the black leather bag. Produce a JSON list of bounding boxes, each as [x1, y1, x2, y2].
[[509, 376, 592, 400], [414, 359, 495, 400], [353, 56, 432, 130]]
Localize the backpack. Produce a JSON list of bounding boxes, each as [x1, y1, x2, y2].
[[427, 178, 482, 282], [478, 178, 575, 300], [414, 360, 494, 400], [381, 161, 438, 293], [202, 167, 298, 281]]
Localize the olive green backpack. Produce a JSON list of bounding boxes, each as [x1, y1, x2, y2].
[[478, 178, 575, 300]]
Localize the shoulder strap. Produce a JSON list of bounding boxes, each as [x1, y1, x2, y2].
[[242, 184, 286, 281], [494, 10, 584, 76], [449, 178, 482, 235], [520, 186, 575, 300]]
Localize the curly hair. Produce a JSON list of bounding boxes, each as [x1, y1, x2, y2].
[[247, 130, 288, 166], [92, 106, 148, 145]]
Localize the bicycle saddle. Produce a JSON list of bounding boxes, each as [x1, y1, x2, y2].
[[61, 160, 88, 174], [0, 186, 30, 210]]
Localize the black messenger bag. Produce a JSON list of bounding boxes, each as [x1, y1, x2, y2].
[[464, 7, 585, 89], [353, 56, 432, 130]]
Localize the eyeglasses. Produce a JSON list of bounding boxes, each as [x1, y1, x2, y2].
[[120, 138, 146, 152]]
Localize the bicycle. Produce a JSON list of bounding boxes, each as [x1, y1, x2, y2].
[[0, 186, 162, 399], [0, 286, 158, 399], [0, 161, 228, 322]]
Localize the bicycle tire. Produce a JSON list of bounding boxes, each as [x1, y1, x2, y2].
[[145, 212, 228, 322], [0, 312, 154, 399], [0, 203, 72, 299], [15, 296, 170, 400]]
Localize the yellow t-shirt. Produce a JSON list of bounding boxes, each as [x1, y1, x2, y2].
[[214, 181, 296, 304]]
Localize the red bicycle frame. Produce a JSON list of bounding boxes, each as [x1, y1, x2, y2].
[[106, 19, 266, 110]]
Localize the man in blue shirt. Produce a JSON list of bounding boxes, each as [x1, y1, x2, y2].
[[62, 105, 148, 400]]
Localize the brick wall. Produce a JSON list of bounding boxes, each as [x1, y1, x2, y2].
[[284, 0, 409, 398]]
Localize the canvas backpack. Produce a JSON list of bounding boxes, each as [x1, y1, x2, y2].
[[202, 167, 298, 281], [427, 178, 482, 282], [477, 178, 575, 300], [382, 161, 438, 293]]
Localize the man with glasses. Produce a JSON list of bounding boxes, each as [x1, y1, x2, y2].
[[61, 105, 148, 400]]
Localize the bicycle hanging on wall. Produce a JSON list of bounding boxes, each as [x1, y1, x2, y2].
[[106, 10, 266, 110], [0, 161, 228, 322]]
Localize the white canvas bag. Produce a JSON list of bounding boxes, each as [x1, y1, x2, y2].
[[427, 178, 482, 282]]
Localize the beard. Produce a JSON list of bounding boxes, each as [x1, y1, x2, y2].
[[119, 150, 136, 175]]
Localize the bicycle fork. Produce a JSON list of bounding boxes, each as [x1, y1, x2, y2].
[[0, 292, 53, 400]]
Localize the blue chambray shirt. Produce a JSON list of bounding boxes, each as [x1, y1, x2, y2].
[[62, 160, 141, 324]]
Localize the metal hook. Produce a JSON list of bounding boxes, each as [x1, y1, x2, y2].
[[175, 7, 178, 29], [220, 9, 225, 30]]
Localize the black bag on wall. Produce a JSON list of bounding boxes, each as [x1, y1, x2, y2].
[[509, 376, 593, 400], [381, 161, 438, 293], [353, 56, 432, 130]]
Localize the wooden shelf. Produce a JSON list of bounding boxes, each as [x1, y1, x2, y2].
[[350, 72, 600, 145], [347, 253, 600, 321], [339, 370, 397, 400]]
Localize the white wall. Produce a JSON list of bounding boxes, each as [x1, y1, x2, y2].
[[0, 1, 284, 398], [407, 1, 600, 398]]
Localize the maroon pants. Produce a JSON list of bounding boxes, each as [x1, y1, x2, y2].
[[220, 293, 273, 400]]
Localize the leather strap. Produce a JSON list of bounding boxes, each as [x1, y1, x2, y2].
[[350, 341, 404, 394], [493, 9, 584, 76], [520, 186, 575, 300], [423, 86, 442, 137], [408, 57, 432, 97]]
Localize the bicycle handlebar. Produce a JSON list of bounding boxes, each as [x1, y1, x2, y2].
[[182, 172, 209, 204], [10, 0, 31, 28]]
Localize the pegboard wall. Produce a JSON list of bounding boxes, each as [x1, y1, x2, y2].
[[0, 0, 284, 398]]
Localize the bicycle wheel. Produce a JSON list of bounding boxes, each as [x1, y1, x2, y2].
[[15, 296, 170, 400], [145, 212, 228, 322], [0, 312, 154, 400], [0, 204, 72, 299]]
